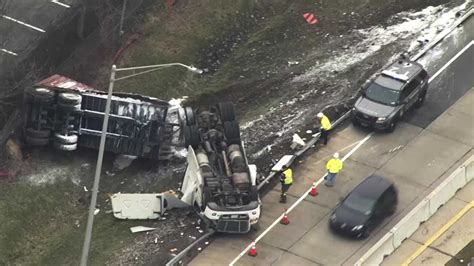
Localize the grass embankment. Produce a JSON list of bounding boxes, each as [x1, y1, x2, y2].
[[115, 1, 321, 117], [0, 180, 136, 265]]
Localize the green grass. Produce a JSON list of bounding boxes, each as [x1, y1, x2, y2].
[[0, 181, 136, 265]]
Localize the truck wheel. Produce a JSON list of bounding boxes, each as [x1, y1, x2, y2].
[[58, 92, 82, 105], [184, 107, 196, 125], [26, 128, 51, 139], [26, 136, 49, 146], [184, 125, 200, 147], [414, 91, 426, 108], [58, 103, 82, 112], [218, 102, 235, 122], [202, 187, 212, 209], [54, 142, 77, 151], [26, 87, 54, 103], [224, 121, 241, 144], [54, 133, 78, 144]]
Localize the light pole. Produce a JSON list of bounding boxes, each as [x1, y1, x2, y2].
[[80, 62, 202, 266]]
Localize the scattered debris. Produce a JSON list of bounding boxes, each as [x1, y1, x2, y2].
[[154, 238, 158, 244], [130, 226, 156, 233], [197, 247, 202, 252], [291, 133, 306, 149], [83, 186, 88, 192], [306, 130, 312, 134], [94, 209, 100, 215], [198, 230, 204, 234], [188, 235, 196, 240], [288, 61, 300, 66], [180, 232, 184, 236], [105, 170, 116, 177], [205, 241, 209, 245], [105, 210, 113, 214], [170, 248, 178, 253], [74, 220, 80, 228]]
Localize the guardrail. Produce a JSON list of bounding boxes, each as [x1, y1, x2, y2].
[[257, 106, 352, 190], [166, 229, 215, 266], [355, 155, 474, 266], [410, 7, 473, 61]]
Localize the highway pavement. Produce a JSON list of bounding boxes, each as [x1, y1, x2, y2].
[[190, 16, 474, 266], [0, 0, 76, 78]]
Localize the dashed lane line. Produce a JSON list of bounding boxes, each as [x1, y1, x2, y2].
[[0, 48, 17, 56], [1, 15, 45, 33], [51, 0, 71, 8]]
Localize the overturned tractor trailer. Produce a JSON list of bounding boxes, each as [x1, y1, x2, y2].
[[111, 103, 261, 234], [179, 103, 261, 233], [22, 75, 178, 160]]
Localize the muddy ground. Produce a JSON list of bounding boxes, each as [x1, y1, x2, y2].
[[1, 0, 471, 264]]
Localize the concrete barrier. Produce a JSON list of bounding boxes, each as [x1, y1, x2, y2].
[[391, 198, 431, 247], [465, 156, 474, 182], [355, 232, 395, 266], [355, 155, 474, 265], [427, 167, 466, 214]]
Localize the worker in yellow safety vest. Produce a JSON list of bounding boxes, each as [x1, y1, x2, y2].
[[279, 165, 293, 203], [317, 112, 332, 145], [325, 153, 343, 187]]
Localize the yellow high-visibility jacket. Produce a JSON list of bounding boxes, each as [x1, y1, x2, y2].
[[320, 114, 332, 130], [326, 158, 343, 174], [282, 168, 293, 185]]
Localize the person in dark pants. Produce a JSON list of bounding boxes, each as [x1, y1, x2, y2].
[[317, 112, 332, 145], [279, 165, 293, 203]]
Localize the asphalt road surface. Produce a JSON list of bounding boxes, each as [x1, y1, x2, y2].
[[0, 0, 76, 77], [190, 13, 474, 266]]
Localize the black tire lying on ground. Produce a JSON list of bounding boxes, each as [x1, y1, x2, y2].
[[218, 102, 236, 122], [184, 125, 200, 147], [26, 88, 55, 103], [223, 121, 241, 144], [26, 128, 51, 139]]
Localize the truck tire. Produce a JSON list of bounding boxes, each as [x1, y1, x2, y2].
[[54, 142, 77, 151], [26, 136, 49, 146], [58, 92, 82, 105], [54, 133, 78, 144], [224, 121, 240, 144], [184, 107, 196, 125], [26, 87, 54, 103], [184, 125, 200, 147], [202, 187, 212, 209], [26, 128, 51, 139], [58, 103, 82, 112], [218, 102, 235, 122]]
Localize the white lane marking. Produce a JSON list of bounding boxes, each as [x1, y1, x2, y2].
[[1, 15, 46, 33], [428, 40, 473, 83], [51, 0, 70, 8], [229, 133, 374, 266], [1, 48, 17, 56]]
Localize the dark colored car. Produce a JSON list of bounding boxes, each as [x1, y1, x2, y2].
[[329, 175, 397, 239], [352, 59, 429, 132]]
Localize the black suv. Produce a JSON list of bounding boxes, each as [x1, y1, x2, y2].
[[352, 59, 429, 132], [329, 175, 397, 239]]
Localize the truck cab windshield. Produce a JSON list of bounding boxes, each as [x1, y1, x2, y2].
[[365, 82, 401, 106]]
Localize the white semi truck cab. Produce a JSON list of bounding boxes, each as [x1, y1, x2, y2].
[[179, 103, 261, 233]]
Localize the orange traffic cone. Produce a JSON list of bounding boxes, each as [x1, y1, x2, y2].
[[248, 241, 257, 257], [280, 209, 290, 225], [309, 179, 318, 197]]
